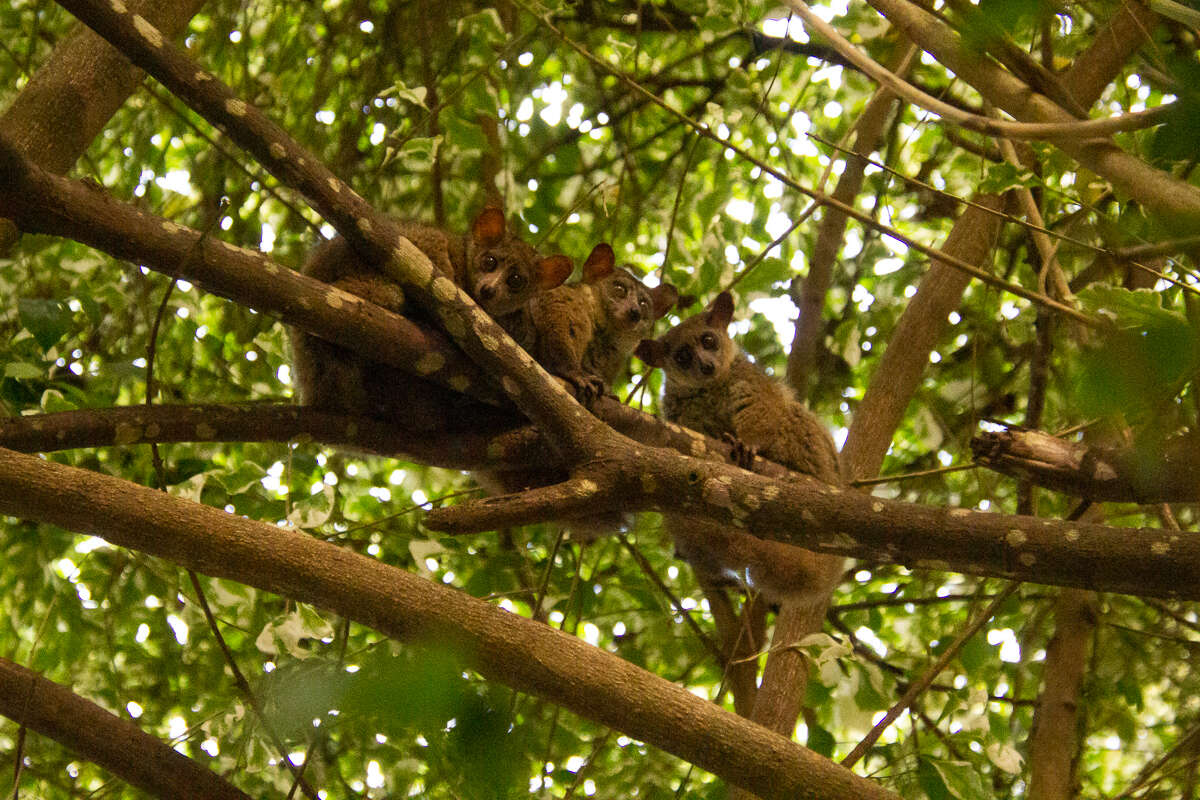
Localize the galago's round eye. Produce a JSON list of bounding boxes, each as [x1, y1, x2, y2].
[[700, 332, 717, 350], [674, 347, 693, 369], [506, 271, 527, 291], [482, 255, 499, 272]]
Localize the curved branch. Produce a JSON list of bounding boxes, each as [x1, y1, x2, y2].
[[865, 0, 1200, 224], [0, 445, 896, 800], [787, 0, 1170, 141], [0, 137, 503, 407], [0, 657, 251, 800], [52, 0, 606, 462]]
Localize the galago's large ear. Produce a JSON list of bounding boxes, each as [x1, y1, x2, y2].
[[650, 283, 680, 319], [536, 255, 573, 289], [705, 291, 734, 328], [634, 338, 669, 367], [471, 207, 506, 247], [582, 243, 616, 283]]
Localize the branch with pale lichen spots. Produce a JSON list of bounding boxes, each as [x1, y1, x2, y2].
[[0, 404, 516, 468], [973, 428, 1200, 503], [0, 135, 502, 409], [0, 444, 898, 800], [426, 438, 1200, 601], [0, 137, 768, 477], [53, 0, 605, 460], [48, 0, 1200, 603], [0, 400, 786, 481]]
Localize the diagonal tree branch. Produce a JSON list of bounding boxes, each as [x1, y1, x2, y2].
[[0, 445, 896, 800], [864, 0, 1200, 225], [0, 657, 251, 800], [0, 136, 503, 407], [0, 0, 209, 252], [52, 0, 606, 462]]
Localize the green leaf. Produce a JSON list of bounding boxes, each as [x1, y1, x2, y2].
[[806, 724, 835, 758], [287, 483, 336, 529], [918, 756, 990, 800], [3, 362, 44, 380], [977, 162, 1037, 194], [959, 634, 991, 674], [1074, 287, 1197, 416], [18, 298, 72, 350], [1076, 286, 1186, 330]]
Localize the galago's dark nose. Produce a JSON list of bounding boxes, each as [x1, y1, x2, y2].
[[478, 284, 496, 301], [700, 361, 714, 376]]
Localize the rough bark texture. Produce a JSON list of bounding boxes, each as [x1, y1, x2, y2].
[[1027, 589, 1099, 800], [867, 0, 1194, 223], [840, 195, 1005, 480], [0, 445, 896, 800], [788, 43, 913, 393], [0, 0, 208, 251], [973, 427, 1200, 503], [0, 658, 251, 800]]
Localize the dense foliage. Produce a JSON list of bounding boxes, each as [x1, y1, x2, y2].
[[2, 0, 1199, 797]]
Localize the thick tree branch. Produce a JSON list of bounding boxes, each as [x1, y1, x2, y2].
[[0, 657, 251, 800], [972, 427, 1200, 503], [427, 438, 1200, 600], [864, 0, 1200, 224], [788, 43, 914, 392], [842, 0, 1152, 481], [0, 0, 209, 252], [1026, 589, 1098, 800], [53, 0, 608, 462], [0, 404, 522, 470], [1062, 1, 1159, 111], [0, 445, 896, 800], [841, 194, 1006, 479], [0, 394, 786, 493], [0, 137, 502, 407]]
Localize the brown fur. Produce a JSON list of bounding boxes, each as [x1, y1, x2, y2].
[[476, 246, 678, 539], [635, 291, 843, 603], [290, 208, 571, 426], [528, 244, 678, 399]]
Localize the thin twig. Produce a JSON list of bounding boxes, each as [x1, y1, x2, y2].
[[617, 535, 725, 664], [508, 0, 1096, 326], [186, 572, 319, 800], [787, 0, 1172, 141], [841, 581, 1021, 768]]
